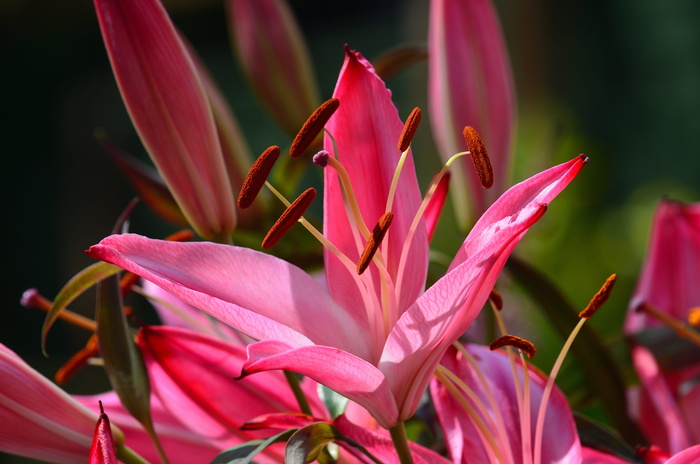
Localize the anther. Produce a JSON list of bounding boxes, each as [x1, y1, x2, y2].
[[262, 188, 317, 249], [164, 229, 195, 242], [489, 289, 503, 310], [357, 212, 394, 275], [313, 150, 330, 167], [463, 126, 494, 189], [290, 98, 340, 158], [55, 334, 99, 384], [398, 107, 422, 152], [489, 334, 536, 358], [238, 146, 281, 209], [579, 274, 617, 319], [688, 307, 700, 328]]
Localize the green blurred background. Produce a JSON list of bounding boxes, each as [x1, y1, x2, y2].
[[2, 0, 700, 461]]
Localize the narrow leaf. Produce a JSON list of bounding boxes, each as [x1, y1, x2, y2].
[[209, 430, 294, 464], [575, 413, 646, 464], [632, 326, 700, 371], [372, 44, 428, 81], [506, 254, 647, 445], [285, 422, 340, 464], [317, 384, 349, 419], [42, 262, 121, 354]]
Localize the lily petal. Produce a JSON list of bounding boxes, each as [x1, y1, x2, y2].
[[87, 235, 370, 359], [89, 407, 117, 464], [324, 47, 428, 319], [95, 0, 236, 240], [429, 0, 516, 225], [666, 445, 700, 464], [241, 340, 399, 429]]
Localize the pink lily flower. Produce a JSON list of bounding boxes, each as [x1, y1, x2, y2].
[[626, 199, 700, 333], [89, 404, 117, 464], [429, 0, 516, 226], [430, 344, 581, 464], [76, 391, 224, 464], [227, 0, 320, 136], [86, 48, 585, 429], [0, 343, 123, 464], [95, 0, 236, 241]]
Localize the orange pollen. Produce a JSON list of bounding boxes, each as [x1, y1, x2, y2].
[[357, 212, 394, 275], [164, 229, 195, 242], [398, 107, 422, 152], [489, 289, 503, 310], [290, 98, 340, 158], [489, 334, 536, 358], [55, 334, 99, 384], [238, 146, 281, 209], [688, 307, 700, 328], [262, 188, 317, 249], [579, 274, 617, 319], [463, 126, 494, 189]]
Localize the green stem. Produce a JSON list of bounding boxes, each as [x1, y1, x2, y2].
[[116, 445, 150, 464], [284, 370, 312, 415], [389, 422, 413, 464]]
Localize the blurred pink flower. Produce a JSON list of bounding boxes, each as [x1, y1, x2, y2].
[[89, 405, 117, 464], [429, 0, 516, 227]]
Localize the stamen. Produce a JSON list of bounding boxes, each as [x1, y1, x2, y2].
[[638, 303, 700, 347], [357, 212, 394, 275], [463, 126, 493, 189], [238, 146, 281, 209], [120, 272, 140, 297], [55, 334, 99, 384], [579, 274, 617, 319], [21, 289, 97, 332], [397, 107, 421, 152], [489, 289, 503, 311], [688, 307, 700, 328], [489, 335, 536, 359], [290, 98, 340, 158], [262, 188, 317, 249]]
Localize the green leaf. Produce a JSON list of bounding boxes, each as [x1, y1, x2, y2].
[[317, 385, 349, 419], [285, 422, 340, 464], [372, 44, 428, 81], [575, 413, 646, 464], [209, 430, 295, 464], [41, 261, 121, 355], [506, 254, 647, 445]]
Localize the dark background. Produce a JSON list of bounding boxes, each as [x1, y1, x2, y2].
[[2, 0, 700, 461]]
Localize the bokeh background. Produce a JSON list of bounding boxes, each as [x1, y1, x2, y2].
[[2, 0, 700, 462]]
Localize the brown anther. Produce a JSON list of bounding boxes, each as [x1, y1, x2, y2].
[[290, 98, 340, 158], [489, 289, 503, 310], [262, 188, 317, 249], [164, 229, 195, 242], [579, 274, 617, 319], [357, 212, 394, 275], [489, 334, 536, 358], [463, 126, 493, 189], [238, 146, 281, 209], [688, 307, 700, 328], [55, 334, 99, 384], [398, 107, 422, 152]]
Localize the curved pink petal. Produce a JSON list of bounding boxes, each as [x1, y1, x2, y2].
[[424, 171, 451, 243], [87, 234, 371, 359], [228, 0, 320, 136], [95, 0, 235, 240], [76, 391, 220, 464], [581, 447, 631, 464], [626, 199, 700, 332], [429, 0, 516, 224], [241, 340, 399, 429], [323, 47, 428, 323], [666, 445, 700, 464], [430, 345, 581, 464], [0, 344, 105, 464], [137, 326, 323, 457]]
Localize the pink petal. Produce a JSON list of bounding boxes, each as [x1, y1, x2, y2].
[[76, 391, 221, 464], [323, 47, 428, 323], [382, 155, 587, 419], [666, 445, 700, 464], [429, 0, 516, 223], [430, 345, 581, 464], [95, 0, 236, 240], [424, 171, 451, 243], [241, 340, 399, 429], [626, 199, 700, 332], [87, 234, 371, 359], [137, 326, 321, 450], [228, 0, 320, 136], [89, 408, 117, 464], [0, 344, 103, 463]]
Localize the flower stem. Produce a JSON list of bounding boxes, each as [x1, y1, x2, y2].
[[284, 370, 312, 415], [389, 422, 414, 464], [116, 445, 150, 464]]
